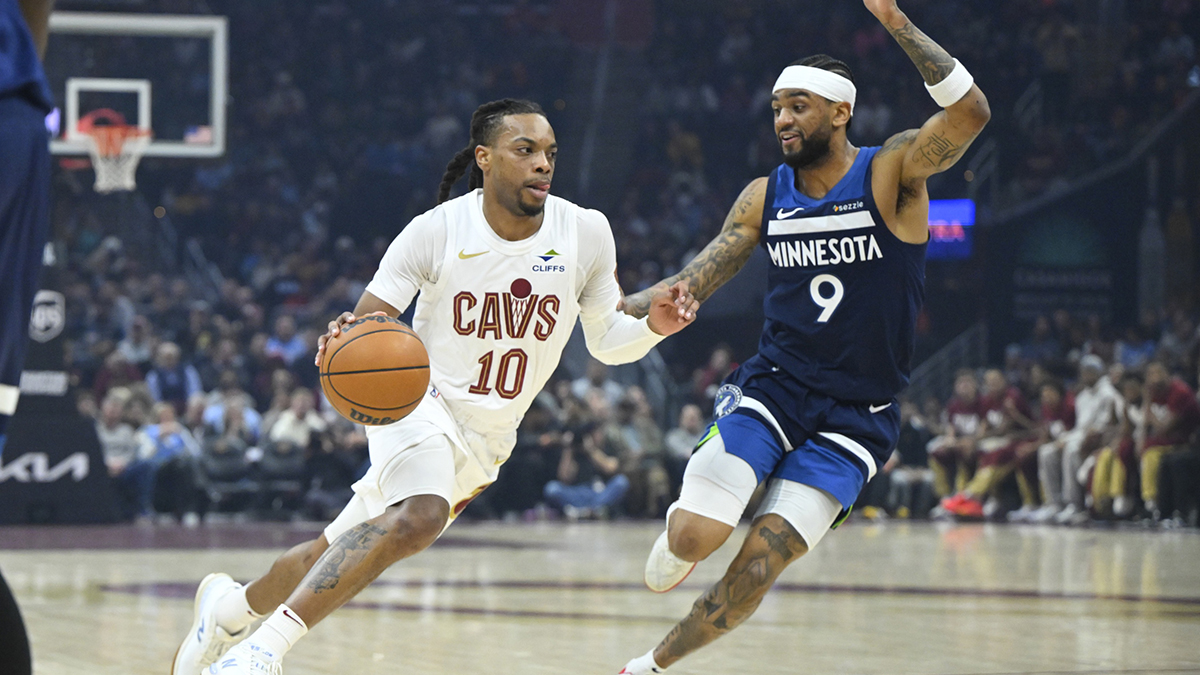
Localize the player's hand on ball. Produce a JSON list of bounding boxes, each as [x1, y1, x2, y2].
[[646, 280, 698, 336], [315, 310, 388, 366]]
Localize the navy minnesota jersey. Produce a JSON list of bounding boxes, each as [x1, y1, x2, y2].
[[0, 0, 53, 111], [757, 146, 927, 403]]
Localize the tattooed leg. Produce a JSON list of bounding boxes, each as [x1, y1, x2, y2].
[[243, 535, 332, 614], [652, 514, 810, 668], [283, 494, 449, 627]]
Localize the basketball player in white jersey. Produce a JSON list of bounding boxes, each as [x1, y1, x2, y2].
[[174, 98, 698, 675]]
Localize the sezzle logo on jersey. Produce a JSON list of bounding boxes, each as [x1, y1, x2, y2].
[[832, 200, 864, 213]]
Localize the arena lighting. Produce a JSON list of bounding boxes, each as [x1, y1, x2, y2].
[[927, 198, 975, 260]]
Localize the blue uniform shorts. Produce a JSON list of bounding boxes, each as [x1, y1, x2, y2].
[[712, 354, 900, 508], [0, 96, 51, 427]]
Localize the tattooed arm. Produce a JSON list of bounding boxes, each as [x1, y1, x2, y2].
[[862, 0, 990, 240], [619, 177, 767, 319], [867, 0, 990, 179]]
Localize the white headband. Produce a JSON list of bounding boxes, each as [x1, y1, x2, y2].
[[773, 65, 857, 115]]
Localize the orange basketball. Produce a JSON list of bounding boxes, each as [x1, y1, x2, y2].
[[320, 315, 430, 425]]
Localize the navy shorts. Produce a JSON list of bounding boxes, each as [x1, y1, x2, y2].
[[711, 353, 900, 508], [0, 96, 52, 424]]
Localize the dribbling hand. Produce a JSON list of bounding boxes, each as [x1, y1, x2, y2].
[[315, 310, 388, 367]]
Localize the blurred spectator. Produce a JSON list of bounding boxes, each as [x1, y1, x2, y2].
[[203, 371, 264, 442], [265, 314, 308, 367], [692, 344, 736, 406], [664, 403, 706, 495], [570, 360, 624, 406], [887, 400, 936, 519], [615, 389, 669, 518], [1034, 355, 1123, 524], [116, 316, 156, 371], [267, 388, 326, 454], [1091, 372, 1146, 519], [137, 402, 203, 525], [928, 370, 983, 499], [1139, 362, 1200, 517], [939, 369, 1034, 518], [543, 421, 630, 520], [144, 342, 203, 415], [94, 389, 154, 519], [92, 348, 143, 401]]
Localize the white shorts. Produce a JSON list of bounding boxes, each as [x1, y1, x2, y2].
[[673, 432, 843, 550], [324, 386, 515, 543]]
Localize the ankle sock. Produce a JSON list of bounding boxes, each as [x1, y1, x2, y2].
[[215, 585, 264, 634], [249, 605, 308, 659]]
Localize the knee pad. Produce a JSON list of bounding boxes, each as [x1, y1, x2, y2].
[[673, 432, 759, 528]]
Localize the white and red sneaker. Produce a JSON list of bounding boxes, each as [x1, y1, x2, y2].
[[643, 531, 696, 593]]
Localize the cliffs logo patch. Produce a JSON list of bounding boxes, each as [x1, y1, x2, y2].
[[533, 248, 565, 273], [29, 290, 65, 343], [713, 384, 742, 419]]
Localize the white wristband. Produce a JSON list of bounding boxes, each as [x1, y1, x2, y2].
[[925, 58, 974, 107]]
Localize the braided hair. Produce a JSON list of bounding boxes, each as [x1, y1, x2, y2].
[[437, 98, 547, 204], [790, 54, 855, 132]]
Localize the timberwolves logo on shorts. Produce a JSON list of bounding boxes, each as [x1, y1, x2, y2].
[[29, 290, 65, 343], [713, 384, 742, 419]]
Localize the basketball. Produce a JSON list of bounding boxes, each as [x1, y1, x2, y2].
[[320, 315, 430, 426]]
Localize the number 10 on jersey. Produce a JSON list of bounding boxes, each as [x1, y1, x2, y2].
[[468, 349, 529, 399]]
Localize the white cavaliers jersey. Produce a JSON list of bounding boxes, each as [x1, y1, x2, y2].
[[366, 189, 641, 439]]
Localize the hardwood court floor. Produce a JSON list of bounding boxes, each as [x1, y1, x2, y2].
[[2, 520, 1199, 675]]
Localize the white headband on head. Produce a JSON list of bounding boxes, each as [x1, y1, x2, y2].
[[773, 65, 857, 115]]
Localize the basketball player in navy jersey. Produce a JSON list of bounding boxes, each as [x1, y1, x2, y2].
[[0, 2, 55, 674], [617, 1, 990, 671]]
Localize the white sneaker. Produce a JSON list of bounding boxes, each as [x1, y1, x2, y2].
[[172, 573, 249, 675], [205, 643, 282, 675], [1113, 496, 1134, 518], [1054, 504, 1082, 525], [1006, 505, 1036, 523], [1030, 504, 1060, 523], [644, 530, 696, 593]]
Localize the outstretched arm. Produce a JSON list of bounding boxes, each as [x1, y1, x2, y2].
[[620, 177, 767, 319], [866, 0, 990, 183]]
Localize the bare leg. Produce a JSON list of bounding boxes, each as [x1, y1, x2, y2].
[[243, 536, 330, 615], [285, 494, 449, 628], [652, 514, 808, 669]]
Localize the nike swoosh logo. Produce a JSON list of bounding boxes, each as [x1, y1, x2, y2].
[[458, 249, 488, 259], [282, 609, 304, 627], [776, 207, 804, 219], [869, 403, 892, 414]]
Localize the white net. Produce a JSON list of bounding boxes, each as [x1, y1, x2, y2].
[[509, 296, 532, 331], [83, 126, 152, 193]]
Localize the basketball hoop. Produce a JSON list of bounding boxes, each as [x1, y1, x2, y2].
[[78, 109, 152, 193]]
